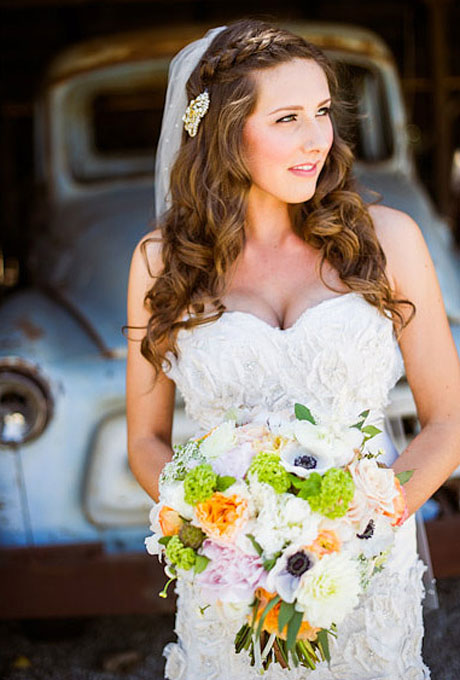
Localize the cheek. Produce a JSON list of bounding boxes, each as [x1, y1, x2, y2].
[[243, 126, 291, 177]]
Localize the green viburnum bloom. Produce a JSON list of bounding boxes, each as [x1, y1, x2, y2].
[[183, 463, 217, 505], [307, 468, 355, 518], [165, 535, 196, 570], [248, 451, 291, 494]]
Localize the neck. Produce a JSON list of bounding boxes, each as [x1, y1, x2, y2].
[[244, 186, 295, 249]]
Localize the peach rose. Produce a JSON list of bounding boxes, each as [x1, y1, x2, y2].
[[194, 493, 248, 543], [253, 588, 319, 641], [350, 458, 397, 515], [386, 477, 409, 526], [307, 530, 341, 558], [158, 506, 183, 536]]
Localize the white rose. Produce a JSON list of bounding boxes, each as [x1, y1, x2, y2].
[[200, 421, 237, 460], [350, 458, 397, 515], [160, 481, 193, 520]]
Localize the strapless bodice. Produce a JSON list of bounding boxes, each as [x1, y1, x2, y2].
[[161, 292, 404, 440]]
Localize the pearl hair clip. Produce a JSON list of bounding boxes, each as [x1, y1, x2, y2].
[[182, 89, 210, 137]]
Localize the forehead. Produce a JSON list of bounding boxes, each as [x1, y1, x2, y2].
[[250, 58, 330, 111]]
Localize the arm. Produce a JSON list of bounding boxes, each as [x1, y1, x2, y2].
[[370, 205, 460, 515], [126, 231, 175, 502]]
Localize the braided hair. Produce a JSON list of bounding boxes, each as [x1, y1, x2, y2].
[[139, 18, 413, 378]]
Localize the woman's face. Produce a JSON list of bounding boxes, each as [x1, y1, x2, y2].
[[242, 58, 334, 206]]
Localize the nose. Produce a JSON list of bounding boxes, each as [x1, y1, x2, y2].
[[299, 118, 332, 155]]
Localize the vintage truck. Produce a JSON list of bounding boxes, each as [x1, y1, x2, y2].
[[1, 22, 459, 617]]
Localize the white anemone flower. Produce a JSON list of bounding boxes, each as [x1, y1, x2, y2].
[[280, 420, 363, 478], [295, 552, 361, 628], [353, 515, 395, 559], [266, 544, 317, 603]]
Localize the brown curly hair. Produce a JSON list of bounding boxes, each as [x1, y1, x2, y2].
[[136, 18, 414, 379]]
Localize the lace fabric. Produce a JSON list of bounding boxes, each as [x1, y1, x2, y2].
[[160, 293, 430, 679]]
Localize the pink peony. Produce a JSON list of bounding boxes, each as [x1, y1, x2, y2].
[[195, 539, 267, 603]]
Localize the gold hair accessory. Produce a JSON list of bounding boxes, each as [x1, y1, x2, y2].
[[182, 89, 210, 137]]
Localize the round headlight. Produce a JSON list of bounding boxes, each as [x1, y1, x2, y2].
[[0, 363, 53, 446]]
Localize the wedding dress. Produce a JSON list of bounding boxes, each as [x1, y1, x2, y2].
[[160, 292, 430, 680]]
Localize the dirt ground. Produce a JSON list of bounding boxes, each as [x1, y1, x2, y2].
[[0, 577, 459, 680]]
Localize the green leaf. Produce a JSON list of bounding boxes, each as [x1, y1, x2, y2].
[[396, 469, 414, 485], [193, 555, 210, 573], [297, 473, 322, 500], [278, 601, 295, 635], [359, 409, 370, 420], [351, 419, 365, 430], [294, 403, 316, 424], [288, 473, 306, 489], [361, 425, 382, 439], [316, 629, 331, 662], [158, 535, 172, 546], [246, 533, 263, 556], [216, 475, 236, 492], [256, 595, 281, 641], [286, 610, 303, 652]]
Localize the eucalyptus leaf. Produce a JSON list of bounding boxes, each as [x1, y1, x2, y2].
[[246, 533, 263, 556], [286, 610, 303, 652], [263, 555, 280, 571], [158, 535, 172, 546], [316, 629, 331, 662], [256, 595, 281, 641], [294, 403, 316, 424], [396, 469, 414, 485], [278, 601, 295, 635], [194, 555, 210, 574], [216, 475, 236, 492]]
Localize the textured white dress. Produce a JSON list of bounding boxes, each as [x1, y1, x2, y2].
[[160, 292, 430, 680]]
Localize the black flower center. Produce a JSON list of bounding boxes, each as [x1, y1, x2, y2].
[[286, 551, 312, 577], [293, 454, 317, 470], [357, 519, 375, 540]]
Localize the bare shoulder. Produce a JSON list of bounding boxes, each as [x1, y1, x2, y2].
[[367, 204, 426, 293], [131, 227, 165, 280]]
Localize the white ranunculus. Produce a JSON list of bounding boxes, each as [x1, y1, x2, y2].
[[200, 421, 237, 460], [160, 481, 193, 520], [296, 552, 361, 628], [350, 458, 397, 515]]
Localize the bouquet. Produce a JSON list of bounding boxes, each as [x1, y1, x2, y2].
[[145, 403, 412, 672]]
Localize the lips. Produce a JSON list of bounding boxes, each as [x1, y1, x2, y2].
[[288, 162, 319, 176]]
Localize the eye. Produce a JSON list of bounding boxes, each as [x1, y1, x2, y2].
[[276, 114, 297, 123], [317, 106, 331, 117]]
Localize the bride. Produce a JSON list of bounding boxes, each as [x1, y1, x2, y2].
[[125, 19, 460, 680]]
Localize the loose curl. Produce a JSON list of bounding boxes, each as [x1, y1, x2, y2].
[[137, 18, 415, 379]]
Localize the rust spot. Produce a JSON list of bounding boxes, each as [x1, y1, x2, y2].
[[15, 318, 44, 341]]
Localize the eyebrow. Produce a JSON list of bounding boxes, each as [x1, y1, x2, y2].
[[268, 97, 332, 115]]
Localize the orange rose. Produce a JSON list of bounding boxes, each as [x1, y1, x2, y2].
[[307, 530, 341, 558], [194, 493, 248, 542], [158, 506, 183, 536], [253, 588, 319, 642]]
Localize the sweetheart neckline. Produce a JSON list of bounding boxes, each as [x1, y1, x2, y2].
[[217, 291, 361, 332]]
